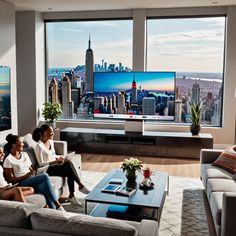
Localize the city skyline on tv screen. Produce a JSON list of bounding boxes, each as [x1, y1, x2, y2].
[[0, 66, 11, 131], [94, 71, 175, 120]]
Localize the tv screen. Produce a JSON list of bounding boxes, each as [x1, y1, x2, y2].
[[94, 71, 175, 121], [0, 66, 11, 131]]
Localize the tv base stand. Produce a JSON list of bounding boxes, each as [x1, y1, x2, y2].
[[60, 128, 213, 159]]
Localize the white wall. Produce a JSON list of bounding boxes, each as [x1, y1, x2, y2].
[[16, 11, 45, 136], [0, 1, 18, 143]]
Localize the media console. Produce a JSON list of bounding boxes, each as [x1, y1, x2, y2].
[[60, 127, 213, 159]]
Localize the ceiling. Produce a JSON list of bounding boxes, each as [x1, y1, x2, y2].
[[4, 0, 236, 12]]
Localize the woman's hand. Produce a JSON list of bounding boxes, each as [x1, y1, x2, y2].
[[55, 156, 64, 165], [26, 169, 36, 178]]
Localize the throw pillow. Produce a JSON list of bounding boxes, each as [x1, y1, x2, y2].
[[212, 148, 236, 174]]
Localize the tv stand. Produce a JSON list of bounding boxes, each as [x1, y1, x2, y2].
[[124, 120, 143, 133], [60, 127, 213, 159]]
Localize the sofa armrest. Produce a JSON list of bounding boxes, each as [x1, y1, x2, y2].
[[137, 220, 158, 236], [221, 192, 236, 236], [54, 141, 67, 156], [200, 149, 223, 164]]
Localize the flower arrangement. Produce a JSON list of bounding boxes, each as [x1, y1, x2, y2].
[[121, 157, 143, 172]]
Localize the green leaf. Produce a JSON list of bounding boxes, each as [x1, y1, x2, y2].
[[42, 102, 63, 122]]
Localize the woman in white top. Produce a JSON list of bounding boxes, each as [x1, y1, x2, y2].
[[0, 147, 34, 202], [33, 124, 89, 206], [3, 134, 64, 210]]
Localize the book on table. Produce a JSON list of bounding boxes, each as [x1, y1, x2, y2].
[[101, 184, 121, 193], [106, 205, 156, 221], [115, 186, 136, 197]]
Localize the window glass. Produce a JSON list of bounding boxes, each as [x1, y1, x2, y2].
[[147, 16, 225, 126], [46, 20, 132, 119]]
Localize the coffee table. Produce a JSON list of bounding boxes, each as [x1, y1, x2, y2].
[[85, 169, 169, 222]]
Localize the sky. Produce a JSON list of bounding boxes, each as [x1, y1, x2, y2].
[[0, 67, 10, 98], [94, 72, 175, 93], [47, 16, 225, 73]]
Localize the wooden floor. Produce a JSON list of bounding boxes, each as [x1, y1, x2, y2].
[[81, 153, 200, 178]]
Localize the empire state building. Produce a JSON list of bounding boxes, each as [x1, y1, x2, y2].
[[85, 35, 94, 92]]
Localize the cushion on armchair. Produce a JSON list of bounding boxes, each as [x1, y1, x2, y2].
[[212, 147, 236, 174], [22, 133, 37, 150]]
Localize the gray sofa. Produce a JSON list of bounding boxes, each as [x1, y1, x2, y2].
[[0, 200, 159, 236], [200, 148, 236, 236]]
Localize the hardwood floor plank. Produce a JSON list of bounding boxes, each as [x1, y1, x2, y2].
[[81, 153, 200, 178]]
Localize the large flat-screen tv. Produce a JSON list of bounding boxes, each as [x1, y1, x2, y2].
[[0, 66, 11, 131], [93, 71, 175, 121]]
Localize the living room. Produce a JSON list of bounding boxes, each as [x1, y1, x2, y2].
[[0, 0, 236, 235]]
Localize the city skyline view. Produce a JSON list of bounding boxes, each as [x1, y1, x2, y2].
[[93, 71, 175, 120], [0, 67, 10, 98], [47, 17, 225, 73], [94, 72, 175, 93], [47, 16, 225, 125]]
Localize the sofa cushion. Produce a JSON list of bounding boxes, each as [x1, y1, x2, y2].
[[24, 147, 39, 170], [207, 179, 236, 199], [209, 192, 223, 225], [201, 164, 234, 188], [22, 133, 37, 150], [212, 148, 236, 174], [31, 208, 138, 236], [24, 194, 46, 208], [50, 176, 64, 190], [0, 200, 40, 229]]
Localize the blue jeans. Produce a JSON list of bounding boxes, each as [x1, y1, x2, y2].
[[20, 173, 57, 209]]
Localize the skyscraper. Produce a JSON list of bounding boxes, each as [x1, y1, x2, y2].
[[85, 35, 94, 92], [62, 76, 72, 118], [94, 96, 104, 112], [192, 82, 200, 104], [175, 98, 182, 123], [49, 78, 58, 104], [131, 75, 137, 104], [142, 97, 155, 115], [118, 92, 126, 114]]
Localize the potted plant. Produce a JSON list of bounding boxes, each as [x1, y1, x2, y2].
[[189, 100, 203, 135], [121, 157, 143, 182], [42, 102, 62, 128]]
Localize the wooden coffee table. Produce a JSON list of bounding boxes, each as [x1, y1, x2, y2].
[[85, 169, 169, 222]]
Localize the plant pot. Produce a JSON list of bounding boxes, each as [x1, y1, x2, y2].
[[125, 170, 137, 182], [190, 124, 201, 135], [46, 121, 56, 129]]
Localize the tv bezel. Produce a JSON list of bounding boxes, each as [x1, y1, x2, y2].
[[93, 71, 176, 121]]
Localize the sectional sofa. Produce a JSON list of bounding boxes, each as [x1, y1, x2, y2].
[[0, 200, 159, 236], [200, 148, 236, 236]]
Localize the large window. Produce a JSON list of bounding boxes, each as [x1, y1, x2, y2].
[[46, 20, 132, 119], [147, 16, 226, 126]]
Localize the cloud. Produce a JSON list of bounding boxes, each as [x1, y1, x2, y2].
[[158, 46, 223, 58], [149, 29, 224, 45], [196, 17, 225, 27], [57, 28, 82, 33], [94, 38, 132, 49]]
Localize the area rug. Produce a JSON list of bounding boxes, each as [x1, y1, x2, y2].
[[63, 171, 209, 236]]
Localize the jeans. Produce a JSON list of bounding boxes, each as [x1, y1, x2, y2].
[[47, 162, 80, 193], [20, 173, 57, 209]]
